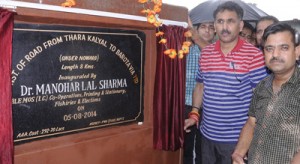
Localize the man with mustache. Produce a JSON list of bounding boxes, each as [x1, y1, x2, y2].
[[232, 23, 300, 164], [255, 16, 279, 49], [184, 1, 267, 163]]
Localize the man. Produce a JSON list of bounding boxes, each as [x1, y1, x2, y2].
[[184, 21, 215, 164], [250, 29, 257, 47], [239, 21, 255, 44], [184, 1, 267, 163], [256, 16, 279, 48], [232, 23, 300, 164]]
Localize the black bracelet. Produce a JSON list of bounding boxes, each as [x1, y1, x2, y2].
[[192, 106, 200, 110]]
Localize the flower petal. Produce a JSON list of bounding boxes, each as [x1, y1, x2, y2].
[[155, 31, 164, 37], [183, 41, 192, 46], [159, 38, 167, 44], [184, 31, 192, 37], [138, 0, 148, 3]]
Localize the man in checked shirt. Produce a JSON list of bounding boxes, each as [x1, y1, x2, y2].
[[232, 23, 300, 164], [184, 18, 215, 164]]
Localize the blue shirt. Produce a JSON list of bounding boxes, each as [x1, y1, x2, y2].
[[185, 44, 201, 106]]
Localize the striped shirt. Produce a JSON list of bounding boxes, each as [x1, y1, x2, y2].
[[196, 38, 267, 143]]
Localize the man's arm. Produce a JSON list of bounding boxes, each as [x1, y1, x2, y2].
[[192, 82, 204, 111], [232, 116, 256, 164], [184, 82, 204, 132]]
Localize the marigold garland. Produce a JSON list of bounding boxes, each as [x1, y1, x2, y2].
[[138, 0, 192, 59], [61, 0, 76, 7]]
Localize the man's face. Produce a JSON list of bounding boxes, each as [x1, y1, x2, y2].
[[214, 10, 243, 44], [197, 22, 215, 43], [250, 32, 257, 46], [240, 27, 253, 43], [256, 20, 274, 46], [264, 31, 299, 75]]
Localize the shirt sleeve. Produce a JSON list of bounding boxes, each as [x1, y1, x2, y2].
[[248, 50, 268, 88], [195, 54, 203, 83], [248, 80, 266, 117]]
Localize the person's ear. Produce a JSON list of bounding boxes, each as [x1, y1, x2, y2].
[[240, 21, 244, 32], [295, 45, 300, 61]]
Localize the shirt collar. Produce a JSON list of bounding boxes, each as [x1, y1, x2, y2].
[[265, 66, 300, 88], [214, 37, 244, 54], [287, 66, 300, 85]]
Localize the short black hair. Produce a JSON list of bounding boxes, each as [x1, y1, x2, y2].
[[262, 23, 296, 47], [213, 1, 244, 20], [257, 16, 279, 25], [193, 23, 201, 30], [243, 21, 254, 31]]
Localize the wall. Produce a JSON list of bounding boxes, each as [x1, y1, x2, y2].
[[11, 0, 188, 164]]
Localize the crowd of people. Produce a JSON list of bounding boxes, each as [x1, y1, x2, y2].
[[184, 1, 300, 164]]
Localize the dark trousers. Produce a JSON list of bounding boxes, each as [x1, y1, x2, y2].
[[201, 136, 236, 164], [183, 105, 202, 164]]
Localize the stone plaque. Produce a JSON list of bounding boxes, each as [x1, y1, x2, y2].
[[12, 23, 145, 144]]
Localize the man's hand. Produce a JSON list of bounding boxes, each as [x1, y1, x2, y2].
[[184, 118, 197, 133], [232, 152, 245, 164], [291, 151, 300, 164]]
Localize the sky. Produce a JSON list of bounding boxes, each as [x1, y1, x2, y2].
[[163, 0, 299, 21]]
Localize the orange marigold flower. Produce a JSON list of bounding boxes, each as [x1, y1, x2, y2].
[[164, 49, 172, 55], [139, 0, 186, 59], [155, 31, 164, 37], [183, 41, 192, 46], [159, 38, 167, 44], [164, 49, 170, 55], [178, 50, 184, 59], [138, 0, 148, 3], [184, 30, 192, 37], [141, 9, 149, 14], [152, 0, 162, 6], [61, 0, 76, 7], [153, 5, 161, 13], [147, 14, 156, 24], [141, 9, 156, 15], [168, 49, 177, 59], [153, 20, 162, 27], [182, 45, 190, 54]]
